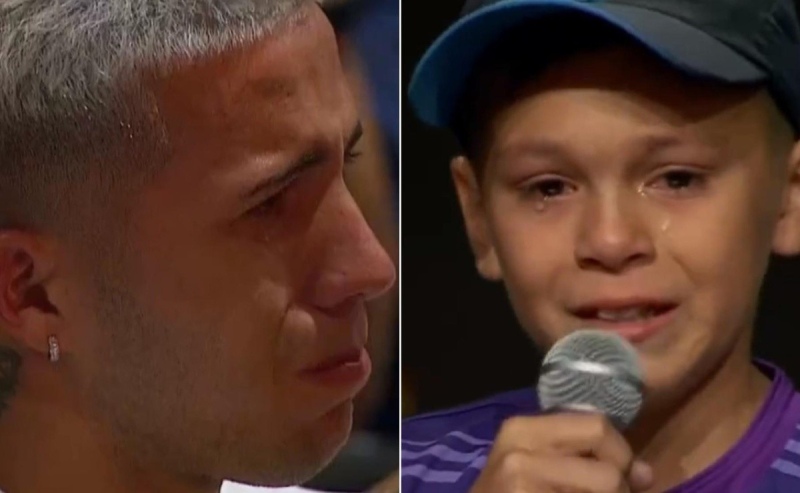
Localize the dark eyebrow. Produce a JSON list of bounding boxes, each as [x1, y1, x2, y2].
[[242, 121, 363, 201], [346, 121, 364, 152], [494, 133, 689, 163], [242, 153, 324, 201], [493, 138, 572, 163]]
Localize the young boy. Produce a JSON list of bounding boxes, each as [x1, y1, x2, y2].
[[402, 0, 800, 492]]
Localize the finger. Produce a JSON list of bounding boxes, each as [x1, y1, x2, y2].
[[556, 414, 633, 472], [529, 454, 631, 493], [471, 449, 537, 493], [627, 460, 654, 492], [496, 414, 633, 472]]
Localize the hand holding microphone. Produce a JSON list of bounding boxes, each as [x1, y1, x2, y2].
[[469, 330, 654, 493]]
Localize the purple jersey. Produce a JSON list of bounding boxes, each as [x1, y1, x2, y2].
[[402, 363, 800, 493]]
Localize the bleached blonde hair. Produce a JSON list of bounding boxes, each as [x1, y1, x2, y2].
[[0, 0, 307, 232]]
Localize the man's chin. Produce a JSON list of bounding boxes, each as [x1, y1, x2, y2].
[[311, 398, 356, 466], [226, 400, 354, 488]]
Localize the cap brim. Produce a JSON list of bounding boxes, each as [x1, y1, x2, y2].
[[409, 0, 768, 127]]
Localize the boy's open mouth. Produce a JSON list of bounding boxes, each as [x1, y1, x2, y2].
[[573, 303, 676, 322], [568, 299, 679, 343]]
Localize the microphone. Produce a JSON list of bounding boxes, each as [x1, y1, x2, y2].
[[536, 329, 644, 430]]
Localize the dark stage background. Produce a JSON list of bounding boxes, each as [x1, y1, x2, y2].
[[401, 0, 800, 416]]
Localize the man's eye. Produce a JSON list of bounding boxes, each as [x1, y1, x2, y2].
[[345, 149, 363, 164], [250, 186, 290, 216]]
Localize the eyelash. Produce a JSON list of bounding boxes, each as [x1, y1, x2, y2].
[[520, 176, 576, 202], [519, 167, 708, 203], [251, 149, 364, 216], [649, 168, 708, 195], [345, 149, 363, 164], [251, 186, 289, 216]]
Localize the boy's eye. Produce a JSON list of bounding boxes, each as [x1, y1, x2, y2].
[[522, 178, 576, 200], [650, 169, 707, 194], [664, 171, 696, 189]]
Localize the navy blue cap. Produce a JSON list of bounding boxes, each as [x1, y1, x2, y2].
[[409, 0, 800, 134]]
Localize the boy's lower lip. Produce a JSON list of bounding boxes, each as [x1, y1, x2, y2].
[[578, 306, 679, 343]]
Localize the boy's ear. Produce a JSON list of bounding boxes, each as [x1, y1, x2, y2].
[[773, 140, 800, 256], [451, 156, 502, 281]]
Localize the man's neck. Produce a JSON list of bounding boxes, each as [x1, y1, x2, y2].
[[0, 361, 222, 493], [626, 344, 771, 493]]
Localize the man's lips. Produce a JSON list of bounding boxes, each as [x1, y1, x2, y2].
[[299, 347, 371, 388], [303, 348, 365, 373]]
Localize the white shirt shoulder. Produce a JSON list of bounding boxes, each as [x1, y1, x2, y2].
[[221, 481, 326, 493], [4, 481, 325, 493]]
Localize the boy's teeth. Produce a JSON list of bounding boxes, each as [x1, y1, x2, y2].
[[596, 307, 653, 321]]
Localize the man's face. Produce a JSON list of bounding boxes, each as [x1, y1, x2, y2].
[[456, 45, 796, 410], [63, 5, 395, 486]]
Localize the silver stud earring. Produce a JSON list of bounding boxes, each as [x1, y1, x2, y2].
[[48, 335, 60, 363]]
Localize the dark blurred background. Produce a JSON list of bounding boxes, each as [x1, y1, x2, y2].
[[401, 0, 800, 417]]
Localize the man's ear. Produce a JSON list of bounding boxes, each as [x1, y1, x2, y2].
[[0, 232, 63, 360], [451, 156, 502, 281], [773, 140, 800, 256]]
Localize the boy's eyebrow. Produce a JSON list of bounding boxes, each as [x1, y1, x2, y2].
[[634, 133, 691, 153], [493, 133, 691, 162], [493, 139, 572, 163]]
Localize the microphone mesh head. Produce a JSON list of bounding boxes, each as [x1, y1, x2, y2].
[[537, 329, 644, 430]]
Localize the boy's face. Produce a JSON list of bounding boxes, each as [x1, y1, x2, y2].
[[454, 44, 800, 405]]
